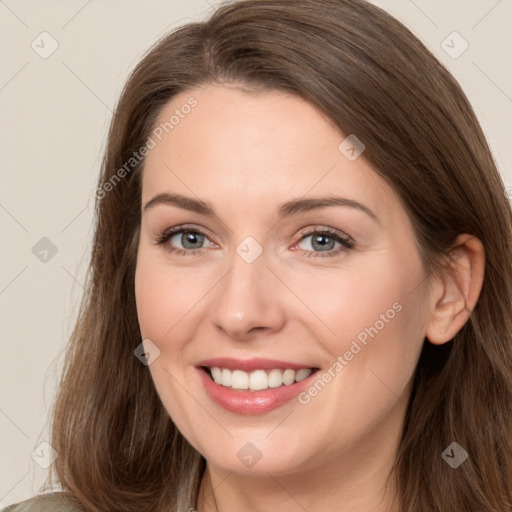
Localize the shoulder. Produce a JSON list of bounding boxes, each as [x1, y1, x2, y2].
[[0, 492, 83, 512]]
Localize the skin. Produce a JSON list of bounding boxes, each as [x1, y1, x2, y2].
[[134, 83, 485, 511]]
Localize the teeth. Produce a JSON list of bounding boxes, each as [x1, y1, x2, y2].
[[249, 370, 268, 391], [295, 368, 312, 382], [268, 369, 283, 388], [211, 367, 222, 384], [208, 367, 313, 391], [231, 370, 249, 390], [282, 369, 295, 385], [221, 368, 232, 387]]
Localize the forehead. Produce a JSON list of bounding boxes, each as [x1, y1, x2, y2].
[[141, 84, 399, 221]]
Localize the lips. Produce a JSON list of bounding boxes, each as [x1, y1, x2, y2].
[[196, 357, 319, 415], [197, 357, 315, 372]]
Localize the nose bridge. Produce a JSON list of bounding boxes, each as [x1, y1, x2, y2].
[[210, 240, 284, 338]]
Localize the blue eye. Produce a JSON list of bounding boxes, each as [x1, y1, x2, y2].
[[156, 225, 214, 257], [295, 227, 354, 258], [169, 230, 209, 250], [155, 225, 354, 258]]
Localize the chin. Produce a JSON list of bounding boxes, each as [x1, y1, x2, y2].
[[195, 433, 316, 477]]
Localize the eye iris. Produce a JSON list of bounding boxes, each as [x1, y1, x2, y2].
[[311, 234, 335, 251], [182, 231, 204, 249]]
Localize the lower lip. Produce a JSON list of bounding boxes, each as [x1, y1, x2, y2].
[[197, 367, 317, 415]]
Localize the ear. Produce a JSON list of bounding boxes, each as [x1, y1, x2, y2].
[[425, 234, 485, 345]]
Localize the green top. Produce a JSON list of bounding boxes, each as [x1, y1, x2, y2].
[[0, 493, 82, 512]]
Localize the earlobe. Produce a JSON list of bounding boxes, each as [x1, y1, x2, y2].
[[425, 234, 485, 346]]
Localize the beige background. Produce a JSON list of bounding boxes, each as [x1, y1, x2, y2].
[[1, 0, 511, 506]]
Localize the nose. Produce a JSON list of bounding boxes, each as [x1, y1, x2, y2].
[[209, 247, 286, 341]]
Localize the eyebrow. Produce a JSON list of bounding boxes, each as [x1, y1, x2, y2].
[[143, 192, 379, 224]]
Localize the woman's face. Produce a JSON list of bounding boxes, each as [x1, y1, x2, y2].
[[135, 83, 432, 477]]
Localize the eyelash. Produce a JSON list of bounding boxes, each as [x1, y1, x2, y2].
[[154, 224, 355, 258]]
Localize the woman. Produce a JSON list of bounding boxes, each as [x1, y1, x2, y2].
[[3, 0, 511, 510]]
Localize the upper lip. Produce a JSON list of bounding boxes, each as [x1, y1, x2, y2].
[[196, 357, 317, 372]]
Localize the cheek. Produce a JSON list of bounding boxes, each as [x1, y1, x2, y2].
[[134, 248, 204, 341], [301, 250, 427, 394], [134, 259, 172, 340], [290, 256, 416, 348], [134, 250, 206, 443], [289, 269, 427, 458]]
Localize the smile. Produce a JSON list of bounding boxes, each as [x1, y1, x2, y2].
[[196, 358, 320, 415]]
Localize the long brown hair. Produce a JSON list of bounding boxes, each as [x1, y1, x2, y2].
[[46, 0, 512, 510]]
